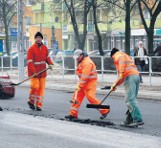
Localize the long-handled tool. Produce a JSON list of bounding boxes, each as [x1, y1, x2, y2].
[[86, 90, 112, 109], [10, 67, 50, 86], [86, 80, 120, 109], [69, 90, 78, 104]]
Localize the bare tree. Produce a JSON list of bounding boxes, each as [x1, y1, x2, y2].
[[137, 0, 161, 55], [64, 0, 94, 50], [51, 0, 94, 50], [103, 0, 137, 55], [0, 0, 17, 55], [124, 0, 131, 55], [92, 0, 104, 55], [91, 0, 112, 55]]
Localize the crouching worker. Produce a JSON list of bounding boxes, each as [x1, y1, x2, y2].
[[27, 31, 54, 111], [65, 49, 110, 120], [110, 48, 144, 127]]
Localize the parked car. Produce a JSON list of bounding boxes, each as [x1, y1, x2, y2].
[[54, 50, 74, 61], [88, 50, 111, 56], [58, 50, 74, 56], [0, 75, 15, 98]]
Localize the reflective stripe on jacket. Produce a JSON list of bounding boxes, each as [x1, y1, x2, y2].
[[76, 57, 97, 88], [113, 52, 139, 79], [27, 43, 53, 77]]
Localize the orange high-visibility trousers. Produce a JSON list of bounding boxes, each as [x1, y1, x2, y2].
[[28, 77, 46, 108], [69, 81, 110, 118]]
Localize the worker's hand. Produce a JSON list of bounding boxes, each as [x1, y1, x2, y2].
[[48, 64, 54, 71], [119, 73, 123, 79], [75, 85, 80, 91], [33, 73, 38, 77], [110, 83, 117, 91]]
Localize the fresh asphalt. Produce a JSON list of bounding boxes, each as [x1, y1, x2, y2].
[[0, 86, 161, 137]]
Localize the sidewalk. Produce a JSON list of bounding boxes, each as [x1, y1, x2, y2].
[[10, 72, 161, 101]]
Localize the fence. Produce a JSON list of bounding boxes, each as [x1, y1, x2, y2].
[[0, 55, 161, 86]]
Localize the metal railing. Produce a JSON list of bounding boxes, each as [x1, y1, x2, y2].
[[0, 55, 161, 86]]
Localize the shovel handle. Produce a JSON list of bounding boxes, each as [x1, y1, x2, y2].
[[10, 67, 49, 86], [21, 67, 49, 84]]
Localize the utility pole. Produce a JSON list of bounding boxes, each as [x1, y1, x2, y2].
[[17, 0, 25, 81]]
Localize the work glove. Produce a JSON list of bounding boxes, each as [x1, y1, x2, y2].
[[117, 73, 124, 85], [110, 73, 123, 91], [48, 64, 54, 71], [75, 85, 81, 91], [33, 73, 38, 77], [110, 83, 117, 91]]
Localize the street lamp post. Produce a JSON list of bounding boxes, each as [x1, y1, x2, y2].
[[17, 0, 25, 81]]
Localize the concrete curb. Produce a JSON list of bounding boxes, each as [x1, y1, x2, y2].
[[20, 82, 161, 101], [10, 74, 161, 101]]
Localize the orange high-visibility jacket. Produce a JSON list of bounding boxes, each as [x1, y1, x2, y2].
[[76, 56, 97, 88], [113, 52, 139, 80], [27, 43, 53, 77]]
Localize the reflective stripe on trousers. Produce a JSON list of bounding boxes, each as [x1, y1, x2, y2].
[[69, 81, 109, 117], [29, 77, 46, 108], [124, 75, 143, 122]]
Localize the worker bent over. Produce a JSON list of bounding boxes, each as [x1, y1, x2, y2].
[[65, 49, 110, 120], [27, 32, 54, 111], [110, 48, 144, 127]]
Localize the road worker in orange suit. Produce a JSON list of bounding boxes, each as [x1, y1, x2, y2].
[[65, 49, 110, 119], [27, 31, 54, 111], [110, 48, 144, 127]]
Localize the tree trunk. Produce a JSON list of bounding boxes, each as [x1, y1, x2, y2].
[[2, 1, 10, 55], [125, 0, 131, 55], [93, 0, 104, 55], [80, 2, 88, 50], [4, 26, 10, 55], [64, 0, 92, 51], [137, 0, 161, 55], [147, 28, 154, 56]]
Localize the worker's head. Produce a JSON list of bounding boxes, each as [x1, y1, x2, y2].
[[34, 32, 43, 44], [110, 48, 119, 57], [73, 49, 84, 62], [138, 41, 143, 47]]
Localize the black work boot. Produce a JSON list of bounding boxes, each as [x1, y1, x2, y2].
[[124, 110, 133, 125], [100, 110, 110, 120], [28, 101, 35, 110], [65, 115, 77, 120], [36, 107, 42, 111], [0, 106, 3, 111]]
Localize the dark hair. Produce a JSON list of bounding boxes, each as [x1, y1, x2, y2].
[[110, 48, 119, 57], [34, 31, 43, 39]]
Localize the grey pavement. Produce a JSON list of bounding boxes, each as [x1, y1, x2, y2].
[[9, 72, 161, 101], [1, 111, 161, 148]]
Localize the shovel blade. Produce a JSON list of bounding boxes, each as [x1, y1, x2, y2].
[[10, 83, 19, 86], [86, 104, 110, 109]]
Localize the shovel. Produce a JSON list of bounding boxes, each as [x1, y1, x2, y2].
[[10, 67, 50, 86]]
